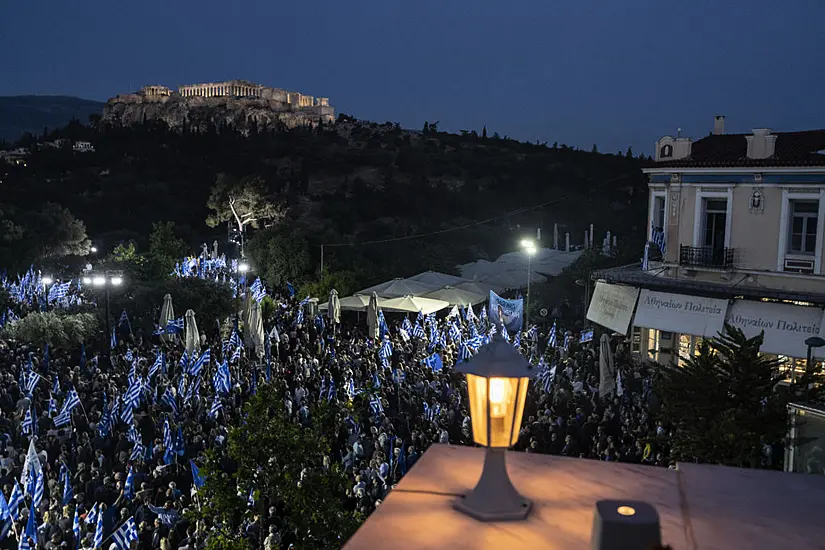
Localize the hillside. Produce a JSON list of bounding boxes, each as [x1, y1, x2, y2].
[[0, 117, 649, 292], [0, 95, 104, 141]]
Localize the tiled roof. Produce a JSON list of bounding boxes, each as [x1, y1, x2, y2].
[[651, 129, 825, 168]]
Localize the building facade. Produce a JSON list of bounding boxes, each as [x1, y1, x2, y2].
[[588, 117, 825, 376]]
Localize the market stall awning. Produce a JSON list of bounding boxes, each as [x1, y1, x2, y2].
[[421, 286, 487, 307], [380, 295, 451, 315]]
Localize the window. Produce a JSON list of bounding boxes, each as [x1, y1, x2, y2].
[[660, 144, 673, 158], [788, 200, 819, 255], [652, 195, 666, 231], [703, 198, 727, 250]]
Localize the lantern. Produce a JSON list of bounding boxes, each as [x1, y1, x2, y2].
[[453, 336, 533, 521]]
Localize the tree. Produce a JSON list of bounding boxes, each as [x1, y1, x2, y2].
[[591, 144, 598, 153], [206, 174, 285, 234], [482, 125, 487, 139], [658, 324, 793, 469], [147, 221, 189, 279], [299, 269, 359, 300], [2, 311, 99, 349], [246, 226, 310, 287], [625, 146, 633, 158], [195, 384, 362, 550]]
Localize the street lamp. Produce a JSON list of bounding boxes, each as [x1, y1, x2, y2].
[[238, 262, 250, 273], [41, 276, 54, 285], [453, 337, 533, 521], [85, 271, 125, 361], [520, 239, 537, 326], [90, 246, 98, 254], [802, 336, 825, 392]]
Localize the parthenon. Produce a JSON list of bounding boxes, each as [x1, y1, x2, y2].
[[172, 80, 330, 108]]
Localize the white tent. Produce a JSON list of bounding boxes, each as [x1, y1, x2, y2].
[[452, 281, 497, 296], [405, 271, 470, 289], [356, 278, 437, 298], [381, 295, 451, 315], [318, 294, 374, 312], [458, 248, 582, 290], [421, 286, 486, 307]]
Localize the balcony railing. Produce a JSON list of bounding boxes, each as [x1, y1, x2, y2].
[[679, 245, 735, 269]]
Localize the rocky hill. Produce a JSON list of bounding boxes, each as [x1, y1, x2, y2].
[[0, 95, 104, 141], [102, 93, 332, 134]]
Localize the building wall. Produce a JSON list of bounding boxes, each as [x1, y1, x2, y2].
[[649, 174, 825, 276]]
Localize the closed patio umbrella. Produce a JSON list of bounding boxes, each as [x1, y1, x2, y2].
[[184, 309, 200, 356]]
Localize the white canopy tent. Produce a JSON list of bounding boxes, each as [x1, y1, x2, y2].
[[458, 247, 581, 290], [356, 277, 439, 298], [318, 294, 375, 312], [421, 286, 486, 307], [380, 295, 451, 315], [405, 270, 471, 288]]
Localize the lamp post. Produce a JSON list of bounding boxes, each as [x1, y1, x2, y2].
[[520, 239, 537, 326], [453, 337, 533, 521], [83, 271, 124, 361], [803, 336, 825, 395]]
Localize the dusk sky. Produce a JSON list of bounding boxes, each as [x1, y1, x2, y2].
[[2, 0, 823, 153]]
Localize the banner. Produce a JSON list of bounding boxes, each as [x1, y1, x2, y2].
[[726, 300, 824, 358], [633, 289, 728, 338], [586, 282, 640, 335], [488, 291, 523, 334]]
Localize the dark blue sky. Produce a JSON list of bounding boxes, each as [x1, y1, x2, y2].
[[2, 0, 823, 153]]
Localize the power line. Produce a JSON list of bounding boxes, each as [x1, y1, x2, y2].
[[321, 168, 639, 248]]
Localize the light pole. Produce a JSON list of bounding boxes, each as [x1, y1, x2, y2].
[[83, 271, 124, 362], [803, 336, 825, 396], [520, 239, 537, 326]]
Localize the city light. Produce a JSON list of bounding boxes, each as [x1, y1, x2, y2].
[[82, 277, 92, 285], [90, 246, 98, 253], [238, 262, 250, 273], [92, 276, 106, 287], [41, 276, 54, 285], [110, 276, 123, 286], [520, 238, 537, 255]]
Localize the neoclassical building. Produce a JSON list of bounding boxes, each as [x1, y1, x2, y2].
[[173, 80, 329, 108]]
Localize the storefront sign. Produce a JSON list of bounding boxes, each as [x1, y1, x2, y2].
[[726, 300, 824, 358], [633, 290, 729, 338], [586, 282, 639, 335]]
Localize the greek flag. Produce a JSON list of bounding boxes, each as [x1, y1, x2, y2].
[[513, 331, 521, 348], [229, 329, 242, 350], [118, 310, 132, 332], [411, 322, 425, 339], [20, 501, 37, 550], [230, 346, 242, 364], [642, 242, 650, 271], [378, 337, 392, 361], [21, 408, 33, 436], [369, 396, 384, 415], [185, 376, 199, 404], [32, 469, 43, 508], [209, 396, 222, 419], [162, 388, 178, 416], [457, 342, 471, 363], [465, 335, 484, 351], [149, 351, 164, 378], [250, 277, 267, 303], [0, 491, 12, 540], [93, 505, 104, 549], [465, 305, 477, 321], [120, 401, 134, 426], [294, 308, 304, 327], [179, 350, 189, 370], [377, 310, 388, 339], [190, 348, 210, 377], [166, 318, 184, 334], [346, 378, 356, 399], [423, 353, 443, 372], [72, 508, 79, 546], [213, 362, 231, 394], [123, 468, 134, 500], [401, 317, 412, 334], [548, 322, 557, 348], [61, 462, 73, 505], [527, 325, 538, 341], [537, 359, 556, 393], [129, 440, 144, 462], [24, 371, 41, 395], [448, 322, 461, 343], [327, 379, 336, 401], [113, 517, 138, 550], [8, 481, 22, 521], [124, 379, 141, 408]]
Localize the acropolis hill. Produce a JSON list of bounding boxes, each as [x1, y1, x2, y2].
[[101, 80, 335, 133]]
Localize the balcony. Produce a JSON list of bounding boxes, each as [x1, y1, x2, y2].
[[679, 245, 735, 269]]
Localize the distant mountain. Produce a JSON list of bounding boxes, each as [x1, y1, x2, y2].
[[0, 95, 104, 142]]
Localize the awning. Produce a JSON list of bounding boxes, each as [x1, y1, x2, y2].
[[380, 295, 451, 315], [633, 289, 729, 338], [586, 282, 640, 335], [726, 299, 825, 358]]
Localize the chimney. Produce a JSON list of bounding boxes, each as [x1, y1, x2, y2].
[[713, 115, 725, 135], [746, 128, 777, 159]]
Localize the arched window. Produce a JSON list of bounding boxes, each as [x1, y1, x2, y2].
[[660, 144, 673, 158]]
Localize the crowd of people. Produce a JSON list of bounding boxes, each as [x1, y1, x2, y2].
[[0, 286, 671, 550]]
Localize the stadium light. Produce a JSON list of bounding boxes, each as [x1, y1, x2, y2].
[[453, 338, 533, 521]]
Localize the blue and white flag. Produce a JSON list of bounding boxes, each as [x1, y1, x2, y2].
[[21, 408, 33, 436], [547, 322, 557, 348], [8, 481, 22, 521], [423, 353, 443, 372], [112, 517, 138, 550], [190, 460, 205, 490], [93, 504, 104, 549], [369, 396, 384, 415], [537, 359, 556, 393], [208, 396, 222, 419], [190, 348, 210, 377]]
